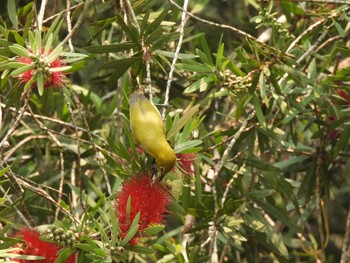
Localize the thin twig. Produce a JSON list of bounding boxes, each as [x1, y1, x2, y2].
[[66, 0, 74, 52], [10, 172, 76, 222], [142, 36, 153, 101], [206, 112, 255, 263], [341, 204, 350, 263], [55, 150, 65, 220], [213, 113, 254, 179], [3, 135, 48, 162], [28, 107, 63, 147], [63, 92, 81, 183], [0, 184, 32, 227], [62, 0, 92, 45], [221, 164, 246, 206], [71, 161, 79, 219], [71, 92, 112, 195], [315, 35, 343, 53], [37, 0, 48, 30], [162, 0, 189, 119], [219, 241, 230, 263], [121, 0, 141, 32], [208, 113, 254, 263], [315, 140, 326, 262], [43, 3, 84, 24], [168, 0, 283, 57], [279, 26, 330, 86], [0, 89, 31, 150], [286, 6, 350, 54], [23, 107, 67, 221]]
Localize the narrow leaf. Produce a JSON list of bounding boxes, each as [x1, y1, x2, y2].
[[9, 44, 29, 57], [37, 71, 44, 96], [7, 0, 18, 29], [10, 64, 35, 77], [167, 104, 200, 140]]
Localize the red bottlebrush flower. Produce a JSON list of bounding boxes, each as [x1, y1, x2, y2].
[[114, 173, 170, 245], [16, 49, 66, 89], [176, 153, 197, 175], [12, 228, 75, 263]]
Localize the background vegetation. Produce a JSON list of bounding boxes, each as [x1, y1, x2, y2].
[[0, 0, 350, 262]]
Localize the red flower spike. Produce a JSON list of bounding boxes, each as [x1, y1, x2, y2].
[[12, 228, 75, 263], [16, 49, 66, 89], [114, 173, 170, 245], [176, 153, 197, 175]]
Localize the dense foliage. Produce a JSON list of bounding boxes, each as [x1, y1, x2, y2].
[[0, 0, 350, 262]]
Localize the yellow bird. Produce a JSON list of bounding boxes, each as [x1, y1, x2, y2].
[[129, 91, 176, 180]]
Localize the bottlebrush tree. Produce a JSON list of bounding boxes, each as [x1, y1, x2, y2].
[[0, 1, 349, 263]]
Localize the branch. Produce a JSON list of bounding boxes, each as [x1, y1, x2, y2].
[[0, 89, 31, 150], [341, 204, 350, 263], [62, 0, 92, 46], [37, 0, 48, 30], [66, 0, 74, 51], [168, 0, 283, 57], [71, 92, 112, 196], [162, 0, 189, 118]]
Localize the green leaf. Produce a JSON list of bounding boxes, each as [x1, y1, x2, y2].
[[24, 76, 36, 89], [46, 43, 63, 64], [168, 199, 186, 216], [144, 9, 169, 36], [7, 62, 32, 69], [49, 66, 72, 72], [167, 104, 200, 139], [9, 44, 29, 57], [125, 245, 154, 254], [184, 75, 215, 94], [249, 189, 275, 199], [107, 202, 119, 244], [44, 33, 54, 55], [44, 13, 63, 43], [155, 50, 198, 60], [245, 156, 280, 172], [333, 124, 350, 157], [215, 40, 224, 68], [141, 225, 165, 236], [54, 247, 75, 263], [85, 42, 135, 53], [174, 140, 202, 153], [126, 196, 132, 222], [181, 180, 191, 212], [177, 60, 213, 73], [195, 164, 202, 203], [28, 31, 36, 53], [75, 243, 94, 252], [0, 167, 10, 177], [10, 64, 35, 77], [35, 30, 42, 51], [200, 34, 213, 65], [115, 13, 140, 47], [120, 219, 139, 246], [252, 93, 266, 127], [101, 56, 141, 69], [7, 0, 18, 29], [196, 49, 213, 66], [37, 71, 44, 96]]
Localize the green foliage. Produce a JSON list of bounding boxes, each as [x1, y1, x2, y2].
[[0, 0, 350, 262]]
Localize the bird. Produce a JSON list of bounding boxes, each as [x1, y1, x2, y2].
[[129, 91, 176, 181]]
